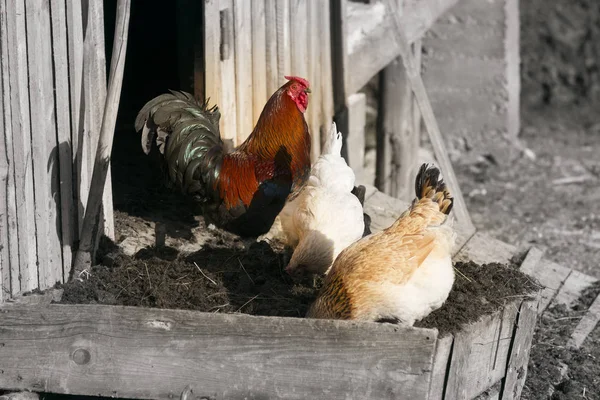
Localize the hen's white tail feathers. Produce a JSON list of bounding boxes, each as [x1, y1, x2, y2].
[[321, 122, 343, 156]]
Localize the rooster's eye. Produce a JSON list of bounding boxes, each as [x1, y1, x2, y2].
[[292, 84, 298, 90]]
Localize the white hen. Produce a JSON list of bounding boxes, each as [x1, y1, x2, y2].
[[280, 122, 365, 277]]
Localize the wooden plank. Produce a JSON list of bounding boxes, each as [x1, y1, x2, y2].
[[50, 0, 75, 281], [203, 0, 221, 109], [66, 0, 84, 243], [553, 270, 598, 308], [454, 231, 516, 266], [218, 1, 237, 146], [25, 0, 64, 289], [4, 0, 38, 294], [0, 0, 17, 301], [520, 259, 571, 313], [275, 0, 291, 82], [0, 304, 438, 399], [306, 0, 321, 162], [233, 0, 253, 143], [444, 303, 520, 400], [346, 0, 460, 94], [346, 93, 366, 175], [519, 247, 544, 277], [568, 293, 600, 349], [264, 0, 279, 95], [500, 299, 538, 400], [319, 0, 334, 151], [428, 334, 454, 400], [251, 0, 267, 125], [1, 288, 64, 308]]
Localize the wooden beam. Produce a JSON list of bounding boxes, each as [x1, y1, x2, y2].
[[217, 1, 237, 147], [428, 334, 454, 399], [520, 258, 571, 314], [346, 93, 366, 175], [346, 0, 460, 94], [330, 0, 350, 162], [319, 0, 334, 150], [72, 0, 131, 275], [264, 0, 278, 95], [454, 232, 516, 266], [203, 0, 221, 106], [307, 0, 322, 162], [553, 270, 597, 308], [0, 304, 438, 399]]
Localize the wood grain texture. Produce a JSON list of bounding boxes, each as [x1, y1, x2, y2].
[[50, 0, 75, 280], [0, 0, 17, 300], [307, 0, 321, 162], [203, 0, 222, 111], [568, 292, 600, 349], [233, 0, 253, 143], [275, 0, 290, 83], [428, 334, 454, 400], [500, 300, 538, 400], [520, 259, 571, 313], [518, 247, 544, 277], [318, 0, 333, 150], [25, 0, 64, 289], [251, 0, 267, 125], [264, 0, 279, 95], [454, 231, 516, 266], [444, 303, 520, 400], [66, 0, 85, 241], [218, 0, 237, 144], [4, 0, 38, 294], [346, 0, 460, 94], [0, 304, 438, 400]]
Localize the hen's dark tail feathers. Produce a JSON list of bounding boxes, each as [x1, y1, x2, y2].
[[134, 90, 223, 197], [414, 163, 453, 215]]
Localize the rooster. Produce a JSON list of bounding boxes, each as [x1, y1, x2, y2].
[[306, 164, 456, 325], [135, 76, 312, 236], [279, 122, 365, 278]]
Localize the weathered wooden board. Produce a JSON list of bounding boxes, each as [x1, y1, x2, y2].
[[0, 304, 437, 400], [318, 0, 334, 149], [251, 0, 267, 125], [218, 0, 237, 146], [50, 0, 75, 281], [501, 299, 538, 400], [428, 334, 454, 400], [520, 259, 571, 313], [307, 0, 322, 162], [275, 0, 291, 83], [346, 0, 460, 94], [25, 0, 64, 289], [444, 303, 520, 400], [4, 0, 38, 294], [454, 231, 516, 266], [203, 0, 222, 111], [0, 0, 17, 301], [264, 0, 278, 95], [568, 292, 600, 349], [553, 270, 597, 308], [233, 0, 253, 143]]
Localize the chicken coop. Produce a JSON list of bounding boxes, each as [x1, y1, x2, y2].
[[0, 0, 560, 399]]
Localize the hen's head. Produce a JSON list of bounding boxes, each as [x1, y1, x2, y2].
[[284, 76, 311, 113], [285, 230, 334, 279]]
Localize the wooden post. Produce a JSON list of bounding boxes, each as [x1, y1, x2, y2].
[[384, 0, 475, 235], [330, 0, 350, 161], [73, 0, 131, 276], [346, 93, 367, 177]]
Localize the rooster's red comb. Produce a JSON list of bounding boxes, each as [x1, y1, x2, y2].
[[284, 76, 310, 88]]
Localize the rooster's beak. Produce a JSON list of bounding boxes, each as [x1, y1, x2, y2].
[[304, 88, 311, 94]]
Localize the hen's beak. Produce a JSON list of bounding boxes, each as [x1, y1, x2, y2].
[[304, 88, 311, 94]]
